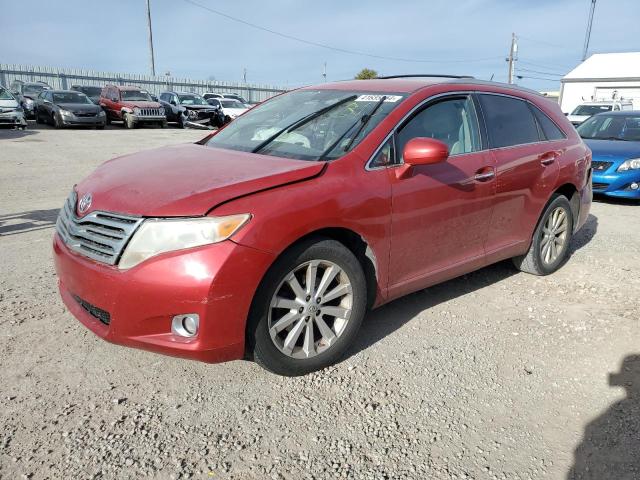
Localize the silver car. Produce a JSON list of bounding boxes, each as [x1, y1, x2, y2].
[[0, 86, 27, 129]]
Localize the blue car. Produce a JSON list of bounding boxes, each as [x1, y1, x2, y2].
[[577, 111, 640, 200]]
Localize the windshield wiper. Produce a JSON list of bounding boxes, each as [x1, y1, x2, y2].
[[252, 94, 357, 154], [318, 96, 387, 160]]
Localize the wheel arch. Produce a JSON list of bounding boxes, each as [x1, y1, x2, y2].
[[553, 182, 580, 230]]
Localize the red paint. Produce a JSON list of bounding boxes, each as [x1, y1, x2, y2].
[[55, 78, 591, 364]]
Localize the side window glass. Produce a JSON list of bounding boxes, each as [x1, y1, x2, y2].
[[397, 96, 480, 161], [369, 137, 395, 169], [529, 104, 566, 141], [479, 94, 540, 148]]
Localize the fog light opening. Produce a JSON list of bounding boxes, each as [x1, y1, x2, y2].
[[630, 182, 639, 191], [172, 314, 199, 338]]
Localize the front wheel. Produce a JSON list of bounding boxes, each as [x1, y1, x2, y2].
[[512, 195, 574, 275], [123, 112, 135, 129], [248, 238, 367, 376]]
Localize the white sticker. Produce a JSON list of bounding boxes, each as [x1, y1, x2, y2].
[[355, 95, 403, 103]]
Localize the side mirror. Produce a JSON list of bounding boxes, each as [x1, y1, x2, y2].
[[403, 137, 449, 166], [564, 112, 569, 116]]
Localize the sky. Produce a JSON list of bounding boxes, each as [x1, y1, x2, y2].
[[1, 0, 639, 91]]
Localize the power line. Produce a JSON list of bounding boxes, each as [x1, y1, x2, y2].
[[518, 58, 576, 71], [516, 75, 561, 82], [181, 0, 505, 64], [516, 67, 564, 77]]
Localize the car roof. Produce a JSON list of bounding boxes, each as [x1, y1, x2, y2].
[[49, 90, 86, 94], [305, 76, 542, 97], [593, 110, 640, 116]]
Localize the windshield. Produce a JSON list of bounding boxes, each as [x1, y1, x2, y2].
[[78, 86, 102, 96], [577, 114, 640, 141], [572, 104, 612, 116], [226, 95, 247, 103], [24, 84, 49, 96], [0, 87, 15, 100], [206, 89, 406, 161], [121, 90, 153, 101], [221, 99, 245, 109], [178, 94, 208, 106], [53, 92, 92, 104]]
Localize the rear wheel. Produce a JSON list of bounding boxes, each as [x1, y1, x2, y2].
[[512, 195, 574, 275], [248, 238, 367, 376]]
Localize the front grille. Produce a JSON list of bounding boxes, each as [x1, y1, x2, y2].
[[74, 111, 97, 117], [56, 191, 144, 265], [72, 294, 111, 325], [592, 161, 613, 171], [138, 108, 162, 117], [592, 182, 609, 190]]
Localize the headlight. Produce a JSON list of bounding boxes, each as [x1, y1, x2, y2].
[[23, 98, 34, 108], [118, 215, 251, 269], [133, 107, 141, 115], [617, 158, 640, 172], [98, 110, 106, 117], [59, 109, 73, 117]]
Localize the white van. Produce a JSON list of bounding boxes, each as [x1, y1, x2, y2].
[[567, 101, 634, 127]]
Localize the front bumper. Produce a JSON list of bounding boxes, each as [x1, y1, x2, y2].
[[60, 114, 106, 126], [53, 234, 275, 363], [0, 110, 27, 127], [592, 170, 640, 199], [131, 114, 166, 124]]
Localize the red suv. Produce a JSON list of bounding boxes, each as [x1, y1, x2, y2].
[[99, 85, 166, 128], [54, 75, 592, 376]]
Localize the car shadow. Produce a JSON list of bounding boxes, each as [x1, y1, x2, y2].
[[567, 354, 640, 479], [593, 194, 639, 206], [0, 208, 59, 236], [0, 126, 39, 140], [569, 213, 598, 254]]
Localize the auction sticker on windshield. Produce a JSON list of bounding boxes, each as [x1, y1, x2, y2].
[[355, 95, 403, 103]]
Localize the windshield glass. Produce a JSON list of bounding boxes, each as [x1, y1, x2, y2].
[[178, 94, 208, 106], [121, 90, 153, 101], [577, 114, 640, 141], [0, 87, 15, 100], [221, 99, 245, 109], [79, 86, 102, 96], [207, 89, 406, 161], [24, 84, 49, 96], [226, 95, 247, 103], [572, 104, 612, 116], [53, 92, 92, 104]]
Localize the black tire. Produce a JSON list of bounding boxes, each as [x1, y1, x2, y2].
[[52, 113, 63, 129], [248, 238, 367, 376], [105, 112, 111, 125], [178, 116, 186, 129], [124, 112, 136, 129], [512, 195, 574, 275], [160, 120, 167, 128], [35, 110, 42, 125]]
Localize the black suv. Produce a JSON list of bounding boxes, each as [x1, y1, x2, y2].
[[158, 91, 225, 128]]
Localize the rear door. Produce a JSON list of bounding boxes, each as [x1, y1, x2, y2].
[[386, 94, 496, 291], [476, 93, 561, 255]]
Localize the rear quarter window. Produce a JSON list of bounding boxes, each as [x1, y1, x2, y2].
[[479, 94, 540, 148], [529, 104, 566, 141]]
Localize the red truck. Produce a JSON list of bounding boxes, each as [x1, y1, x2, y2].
[[99, 85, 166, 128], [54, 75, 592, 376]]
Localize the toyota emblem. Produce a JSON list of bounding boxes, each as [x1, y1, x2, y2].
[[78, 193, 92, 214]]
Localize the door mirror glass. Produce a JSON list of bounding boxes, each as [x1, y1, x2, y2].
[[403, 137, 449, 166]]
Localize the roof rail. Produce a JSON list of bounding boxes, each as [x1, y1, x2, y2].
[[377, 74, 475, 80]]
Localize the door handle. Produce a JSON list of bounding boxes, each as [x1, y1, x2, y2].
[[474, 170, 495, 181], [540, 151, 558, 166]]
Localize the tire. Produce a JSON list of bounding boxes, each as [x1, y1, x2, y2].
[[123, 112, 135, 129], [160, 120, 167, 128], [53, 113, 63, 129], [248, 238, 367, 376], [178, 116, 186, 129], [512, 194, 574, 275], [35, 110, 42, 124], [105, 112, 111, 125]]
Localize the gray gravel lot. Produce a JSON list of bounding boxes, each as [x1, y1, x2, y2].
[[1, 124, 639, 480]]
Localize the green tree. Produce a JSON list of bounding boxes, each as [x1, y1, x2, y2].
[[354, 68, 378, 80]]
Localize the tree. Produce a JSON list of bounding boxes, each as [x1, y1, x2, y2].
[[354, 68, 378, 80]]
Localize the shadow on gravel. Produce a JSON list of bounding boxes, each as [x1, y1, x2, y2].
[[0, 127, 39, 140], [569, 214, 598, 254], [593, 194, 639, 206], [0, 208, 59, 236], [348, 260, 518, 359], [567, 354, 640, 479]]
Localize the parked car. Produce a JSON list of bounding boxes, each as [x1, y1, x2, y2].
[[99, 85, 166, 128], [159, 91, 225, 128], [205, 98, 248, 123], [577, 111, 640, 199], [567, 101, 634, 127], [9, 80, 52, 119], [35, 90, 106, 129], [53, 75, 591, 376], [0, 86, 27, 129], [70, 85, 103, 105], [223, 93, 251, 107]]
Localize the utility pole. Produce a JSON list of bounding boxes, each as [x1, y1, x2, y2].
[[322, 62, 327, 82], [582, 0, 597, 61], [145, 0, 156, 76], [242, 68, 247, 83], [507, 33, 518, 84]]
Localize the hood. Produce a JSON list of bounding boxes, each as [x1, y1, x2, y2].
[[183, 104, 217, 111], [75, 144, 325, 217], [0, 98, 19, 109], [119, 100, 162, 109], [223, 107, 248, 116], [585, 139, 640, 163], [58, 103, 101, 113]]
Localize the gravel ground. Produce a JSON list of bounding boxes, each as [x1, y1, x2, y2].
[[1, 124, 638, 480]]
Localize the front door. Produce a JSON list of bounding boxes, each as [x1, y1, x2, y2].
[[386, 94, 496, 293]]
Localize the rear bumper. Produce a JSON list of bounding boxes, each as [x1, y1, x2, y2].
[[592, 170, 640, 199], [576, 169, 593, 231], [53, 234, 275, 363]]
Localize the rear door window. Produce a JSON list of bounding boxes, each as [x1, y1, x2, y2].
[[478, 94, 540, 148]]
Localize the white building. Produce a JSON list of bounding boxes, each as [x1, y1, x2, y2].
[[559, 52, 640, 114]]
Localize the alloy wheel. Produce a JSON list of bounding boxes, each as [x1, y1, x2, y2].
[[268, 260, 353, 359], [540, 206, 569, 265]]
